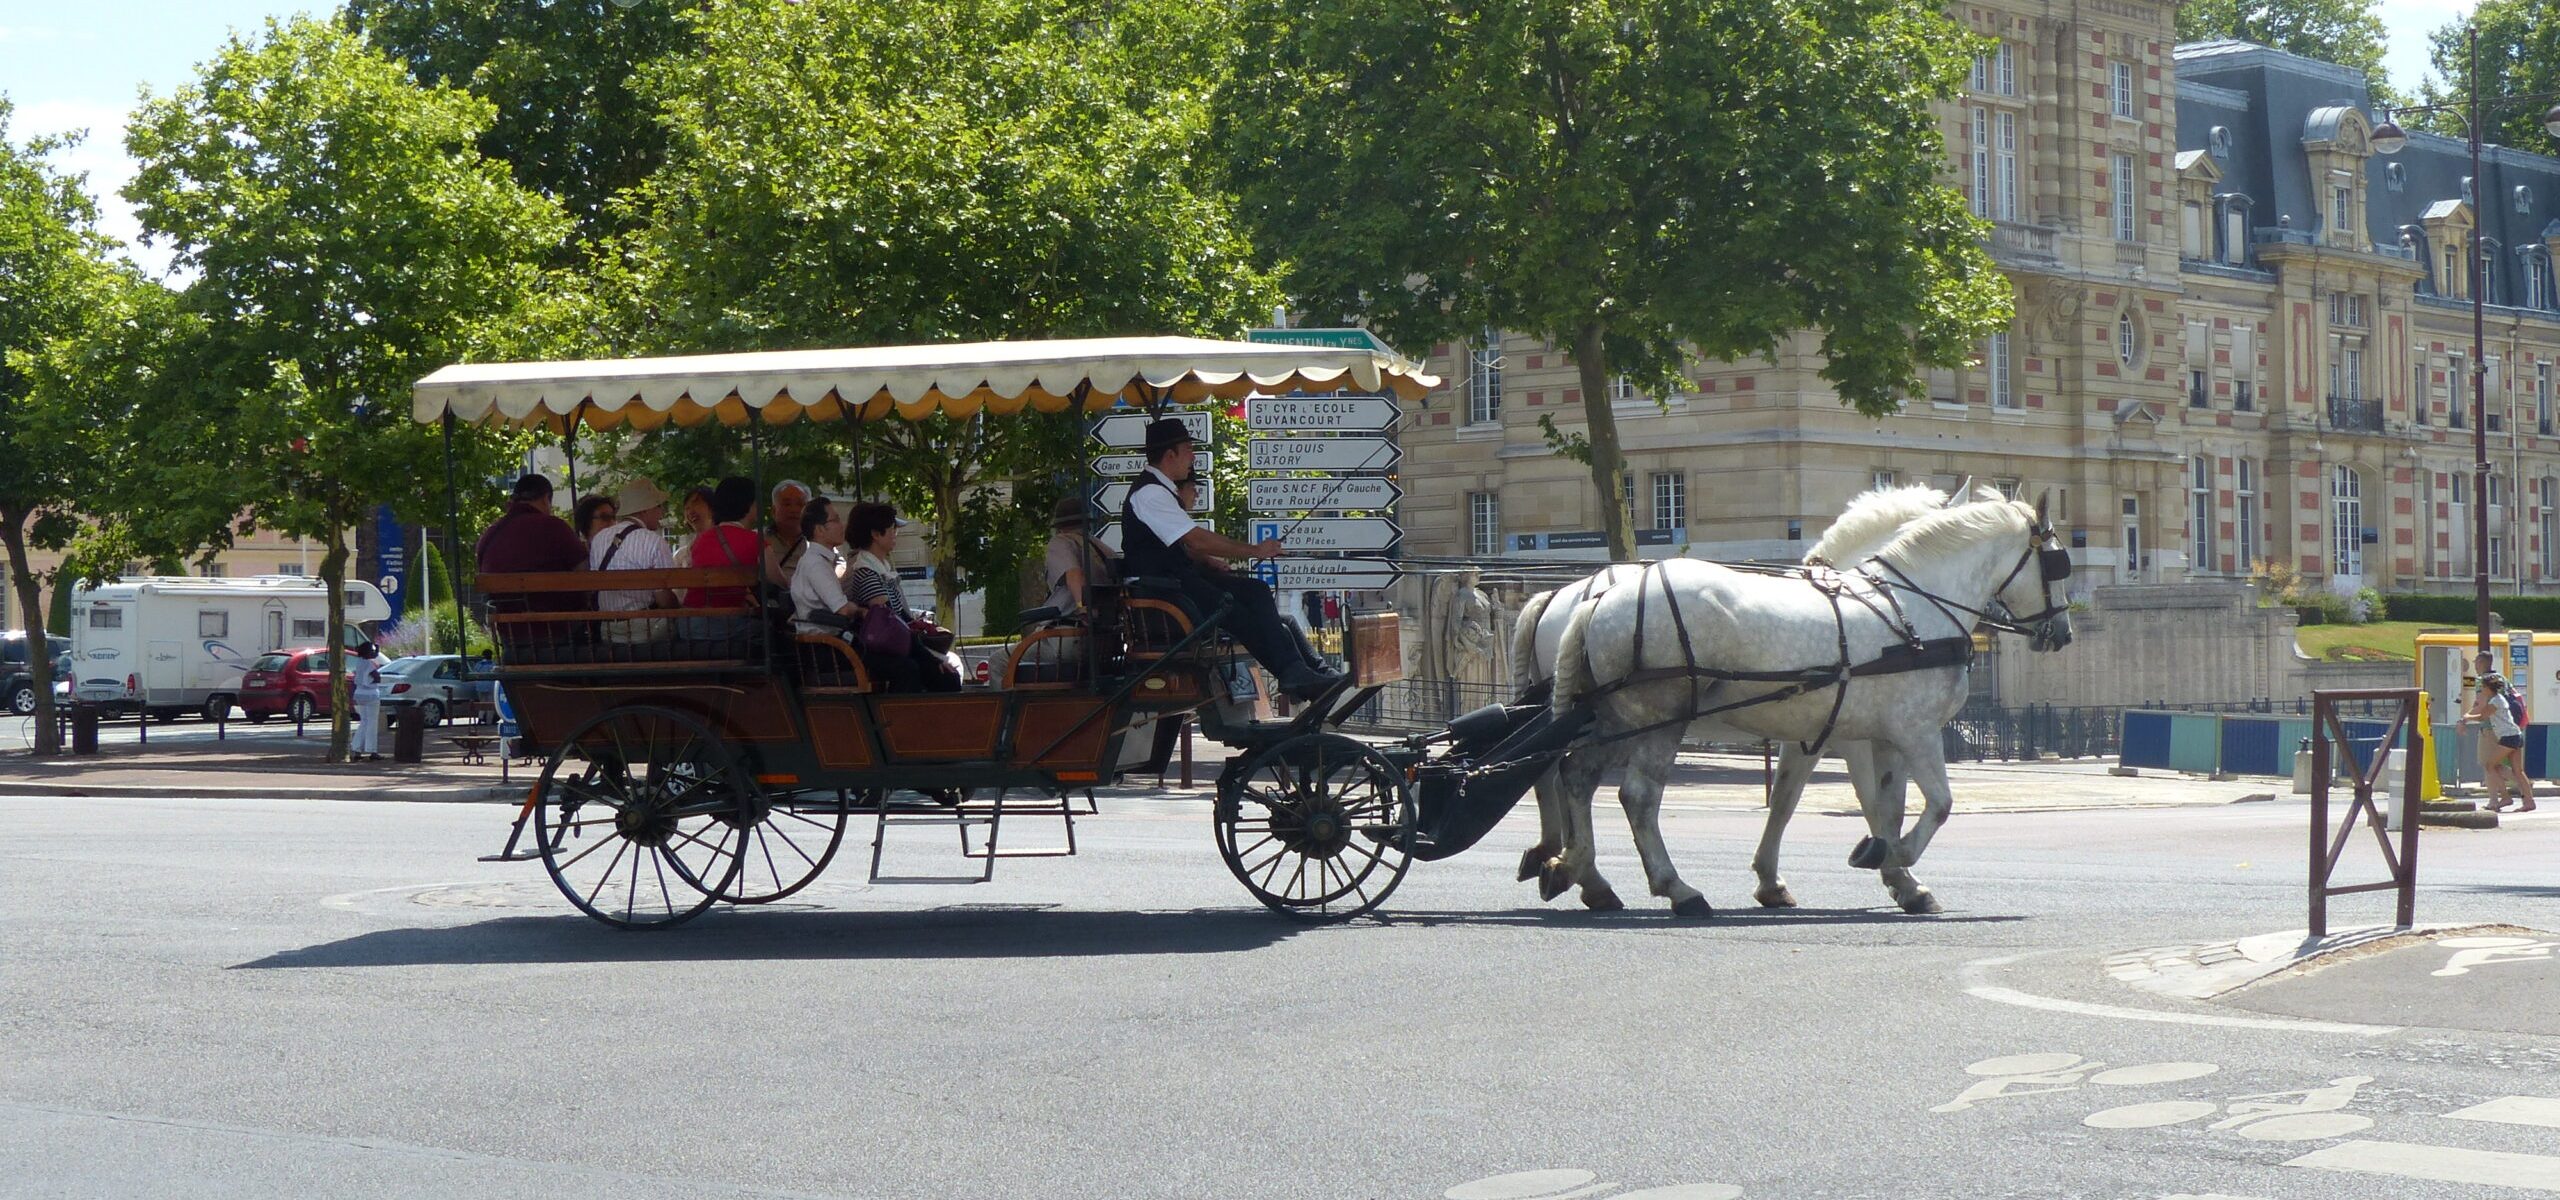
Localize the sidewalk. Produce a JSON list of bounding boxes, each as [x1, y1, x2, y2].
[[0, 733, 520, 803]]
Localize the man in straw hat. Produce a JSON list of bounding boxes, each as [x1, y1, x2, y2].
[[1043, 493, 1121, 616], [591, 477, 679, 643], [1121, 417, 1343, 700]]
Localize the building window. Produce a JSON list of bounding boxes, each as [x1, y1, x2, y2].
[[2235, 378, 2254, 411], [1969, 109, 1990, 219], [2332, 466, 2364, 577], [1468, 492, 1500, 557], [1972, 41, 2016, 96], [2117, 312, 2137, 366], [2191, 456, 2216, 572], [1994, 111, 2018, 222], [1608, 376, 1639, 406], [2122, 495, 2144, 579], [2222, 206, 2248, 265], [2491, 472, 2510, 579], [276, 563, 306, 576], [1650, 472, 1685, 532], [2450, 353, 2469, 428], [2182, 202, 2205, 258], [2236, 459, 2260, 570], [1467, 329, 1502, 425], [2112, 153, 2137, 241], [2328, 292, 2367, 327], [2328, 338, 2363, 401], [2540, 363, 2553, 434], [2330, 184, 2353, 242], [2543, 478, 2558, 578], [1987, 331, 2015, 410], [2190, 368, 2209, 408], [199, 562, 227, 579], [1991, 476, 2022, 501], [1872, 469, 1898, 491], [2111, 61, 2135, 118]]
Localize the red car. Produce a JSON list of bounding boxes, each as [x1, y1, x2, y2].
[[239, 648, 341, 723]]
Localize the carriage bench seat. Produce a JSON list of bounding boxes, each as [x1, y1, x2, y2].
[[793, 634, 875, 692]]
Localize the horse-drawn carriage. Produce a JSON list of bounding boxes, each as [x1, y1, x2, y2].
[[417, 337, 2076, 930]]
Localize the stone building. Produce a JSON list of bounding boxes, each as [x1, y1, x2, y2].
[[1396, 3, 2560, 603]]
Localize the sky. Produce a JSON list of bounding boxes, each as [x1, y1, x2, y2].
[[0, 0, 2491, 280]]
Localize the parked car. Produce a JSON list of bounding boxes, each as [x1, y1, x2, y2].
[[238, 648, 340, 723], [4, 633, 73, 716], [379, 655, 491, 726]]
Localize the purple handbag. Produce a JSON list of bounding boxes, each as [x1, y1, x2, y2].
[[857, 602, 913, 658]]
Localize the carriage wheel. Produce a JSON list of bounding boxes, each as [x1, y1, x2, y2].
[[533, 705, 750, 929], [1216, 732, 1414, 921], [712, 788, 849, 904]]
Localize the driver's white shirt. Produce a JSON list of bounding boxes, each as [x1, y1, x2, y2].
[[1128, 465, 1199, 547]]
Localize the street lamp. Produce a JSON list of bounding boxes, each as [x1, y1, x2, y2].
[[2370, 25, 2560, 661]]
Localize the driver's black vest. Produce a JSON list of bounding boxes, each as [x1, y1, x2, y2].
[[1119, 473, 1202, 584]]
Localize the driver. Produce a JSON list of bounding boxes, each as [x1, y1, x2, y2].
[[1121, 417, 1343, 700]]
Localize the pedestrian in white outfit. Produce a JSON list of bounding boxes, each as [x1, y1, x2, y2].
[[350, 643, 386, 761]]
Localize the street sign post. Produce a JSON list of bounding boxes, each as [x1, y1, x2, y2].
[[1090, 450, 1209, 477], [1245, 396, 1399, 431], [1248, 557, 1401, 591], [1089, 411, 1212, 449], [1252, 518, 1402, 554], [1093, 479, 1214, 513], [1243, 327, 1399, 356], [1247, 477, 1402, 513], [1248, 436, 1401, 472]]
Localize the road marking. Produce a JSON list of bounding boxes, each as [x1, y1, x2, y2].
[[1446, 1170, 1602, 1200], [2433, 934, 2559, 976], [2287, 1139, 2560, 1191], [2445, 1094, 2560, 1129], [1960, 955, 2400, 1036]]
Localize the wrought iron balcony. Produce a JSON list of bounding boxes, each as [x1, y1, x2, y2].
[[1985, 221, 2058, 264], [2325, 395, 2385, 432]]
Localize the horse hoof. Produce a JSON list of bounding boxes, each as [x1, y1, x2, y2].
[[1517, 844, 1548, 883], [1847, 837, 1886, 870], [1538, 862, 1572, 902], [1754, 884, 1798, 908], [1582, 887, 1625, 912], [1670, 895, 1715, 919], [1899, 892, 1944, 915]]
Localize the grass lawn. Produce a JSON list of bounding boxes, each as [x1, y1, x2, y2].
[[2294, 620, 2436, 662]]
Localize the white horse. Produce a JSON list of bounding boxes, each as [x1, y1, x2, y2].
[[1505, 485, 1965, 913], [1542, 493, 2074, 917]]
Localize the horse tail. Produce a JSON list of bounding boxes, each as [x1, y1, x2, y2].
[[1550, 595, 1602, 714], [1510, 588, 1557, 699]]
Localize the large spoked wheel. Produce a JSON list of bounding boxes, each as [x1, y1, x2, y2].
[[534, 705, 750, 929], [1216, 732, 1415, 922], [713, 788, 850, 904]]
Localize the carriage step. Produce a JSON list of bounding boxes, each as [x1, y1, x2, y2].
[[476, 851, 543, 863]]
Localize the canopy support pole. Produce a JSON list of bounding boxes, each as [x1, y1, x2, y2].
[[562, 402, 587, 507], [751, 403, 771, 674], [441, 414, 467, 655]]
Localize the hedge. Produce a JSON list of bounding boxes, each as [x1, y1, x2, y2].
[[2383, 592, 2560, 628]]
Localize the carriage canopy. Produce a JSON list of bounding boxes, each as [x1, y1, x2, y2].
[[411, 335, 1441, 432]]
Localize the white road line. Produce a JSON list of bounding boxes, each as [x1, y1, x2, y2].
[[2287, 1139, 2560, 1191], [2445, 1094, 2560, 1130], [1959, 955, 2400, 1036]]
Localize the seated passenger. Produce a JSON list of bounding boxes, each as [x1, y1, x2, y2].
[[681, 476, 762, 644], [844, 502, 960, 693], [591, 477, 678, 644], [763, 479, 813, 590], [790, 496, 858, 636], [1042, 494, 1121, 618], [475, 473, 588, 646]]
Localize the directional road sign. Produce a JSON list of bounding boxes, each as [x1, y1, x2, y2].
[[1093, 480, 1214, 513], [1089, 411, 1212, 449], [1244, 327, 1399, 355], [1252, 518, 1402, 554], [1249, 557, 1401, 591], [1089, 450, 1208, 478], [1095, 523, 1122, 552], [1245, 396, 1399, 432], [1247, 477, 1402, 513], [1247, 436, 1401, 472]]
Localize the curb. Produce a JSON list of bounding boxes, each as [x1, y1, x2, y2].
[[0, 780, 520, 804]]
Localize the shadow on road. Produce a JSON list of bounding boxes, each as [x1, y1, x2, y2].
[[1375, 907, 2028, 929]]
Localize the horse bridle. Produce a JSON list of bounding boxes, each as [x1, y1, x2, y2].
[[1865, 514, 2071, 638]]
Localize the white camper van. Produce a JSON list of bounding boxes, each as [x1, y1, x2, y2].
[[69, 576, 391, 720]]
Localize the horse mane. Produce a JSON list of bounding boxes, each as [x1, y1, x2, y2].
[[1807, 484, 1995, 565], [1867, 496, 2032, 564]]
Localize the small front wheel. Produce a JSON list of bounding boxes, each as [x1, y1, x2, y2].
[[1216, 732, 1414, 922]]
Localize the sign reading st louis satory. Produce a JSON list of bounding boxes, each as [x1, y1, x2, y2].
[[1248, 436, 1401, 472]]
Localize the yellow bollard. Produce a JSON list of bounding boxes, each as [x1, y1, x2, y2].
[[2415, 690, 2443, 802]]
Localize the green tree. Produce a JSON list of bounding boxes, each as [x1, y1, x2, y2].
[[2418, 0, 2560, 150], [1220, 0, 2012, 560], [123, 17, 571, 760], [2180, 0, 2398, 104], [624, 0, 1281, 617], [342, 0, 704, 242], [0, 103, 132, 751]]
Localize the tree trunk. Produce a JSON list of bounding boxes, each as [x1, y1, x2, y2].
[[1572, 321, 1635, 561], [0, 511, 60, 755], [931, 477, 963, 621], [319, 522, 352, 762]]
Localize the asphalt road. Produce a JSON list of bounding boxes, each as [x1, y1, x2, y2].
[[2, 788, 2556, 1200]]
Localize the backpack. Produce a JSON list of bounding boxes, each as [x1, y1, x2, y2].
[[2505, 686, 2528, 727]]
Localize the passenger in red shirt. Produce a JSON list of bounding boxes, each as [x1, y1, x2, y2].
[[681, 476, 762, 642]]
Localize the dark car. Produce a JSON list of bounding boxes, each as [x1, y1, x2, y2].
[[380, 654, 491, 726], [4, 633, 73, 716], [239, 648, 340, 723]]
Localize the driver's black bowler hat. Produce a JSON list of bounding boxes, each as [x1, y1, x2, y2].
[[1143, 417, 1196, 456]]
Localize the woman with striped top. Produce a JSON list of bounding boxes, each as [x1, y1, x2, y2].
[[844, 502, 959, 692]]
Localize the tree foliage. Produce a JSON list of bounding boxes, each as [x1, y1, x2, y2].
[[2418, 0, 2560, 150], [1219, 0, 2009, 559], [342, 0, 704, 242], [623, 0, 1282, 616], [2180, 0, 2398, 105], [122, 17, 570, 758], [0, 101, 138, 752]]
